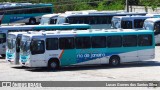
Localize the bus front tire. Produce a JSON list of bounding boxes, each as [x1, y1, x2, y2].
[[29, 18, 36, 25], [48, 60, 59, 70], [109, 56, 120, 66]]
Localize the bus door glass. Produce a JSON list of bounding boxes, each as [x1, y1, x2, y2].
[[154, 21, 160, 35]]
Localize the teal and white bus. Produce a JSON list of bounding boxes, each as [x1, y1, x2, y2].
[[0, 3, 53, 25], [19, 29, 155, 70], [1, 24, 90, 58]]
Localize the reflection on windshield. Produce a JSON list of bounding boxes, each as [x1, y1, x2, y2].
[[111, 21, 120, 29], [56, 17, 65, 24], [20, 41, 30, 55], [40, 17, 50, 25], [7, 38, 16, 51]]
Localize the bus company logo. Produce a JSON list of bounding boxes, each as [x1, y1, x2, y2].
[[2, 82, 12, 87]]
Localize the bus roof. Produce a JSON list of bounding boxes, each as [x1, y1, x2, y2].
[[112, 16, 152, 19], [144, 18, 160, 23], [42, 13, 60, 18], [23, 29, 154, 38], [0, 3, 53, 11], [0, 24, 91, 30], [8, 31, 29, 36], [59, 12, 147, 17]]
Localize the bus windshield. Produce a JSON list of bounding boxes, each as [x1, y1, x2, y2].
[[154, 21, 160, 34], [56, 16, 66, 24], [0, 33, 6, 44], [40, 17, 50, 25], [20, 36, 31, 55], [20, 40, 30, 55], [7, 36, 16, 51]]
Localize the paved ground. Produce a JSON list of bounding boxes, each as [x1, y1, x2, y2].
[[0, 46, 160, 90]]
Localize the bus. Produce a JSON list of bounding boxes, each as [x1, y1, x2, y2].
[[111, 16, 152, 29], [1, 24, 90, 57], [56, 11, 146, 29], [19, 29, 155, 70], [0, 3, 53, 25], [143, 18, 160, 44], [40, 13, 59, 25]]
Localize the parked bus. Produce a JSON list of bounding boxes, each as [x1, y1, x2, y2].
[[111, 16, 152, 29], [40, 13, 59, 25], [19, 29, 155, 70], [1, 24, 90, 57], [56, 11, 146, 29], [0, 3, 53, 25], [143, 18, 160, 44]]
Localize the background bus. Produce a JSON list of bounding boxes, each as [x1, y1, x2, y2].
[[19, 29, 155, 70], [56, 11, 146, 29], [0, 3, 53, 25], [0, 24, 90, 57], [111, 16, 152, 29], [40, 13, 59, 25], [6, 31, 53, 64], [6, 32, 28, 64], [143, 18, 160, 44]]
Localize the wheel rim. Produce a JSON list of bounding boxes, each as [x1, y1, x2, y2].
[[112, 59, 118, 66], [30, 20, 35, 24], [50, 62, 57, 69]]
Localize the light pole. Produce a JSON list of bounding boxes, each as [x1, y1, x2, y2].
[[126, 0, 129, 12]]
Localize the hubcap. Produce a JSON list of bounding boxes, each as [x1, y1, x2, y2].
[[31, 20, 35, 24], [50, 62, 57, 69], [112, 59, 118, 65]]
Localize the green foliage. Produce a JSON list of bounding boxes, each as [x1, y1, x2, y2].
[[1, 0, 160, 12]]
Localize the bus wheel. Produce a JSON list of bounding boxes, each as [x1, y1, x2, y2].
[[29, 18, 36, 25], [48, 60, 59, 70], [1, 54, 5, 58], [109, 56, 120, 66]]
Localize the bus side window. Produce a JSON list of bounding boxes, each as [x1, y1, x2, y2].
[[121, 21, 132, 29], [50, 19, 57, 24], [107, 36, 122, 48], [46, 38, 58, 50], [91, 36, 106, 48], [138, 35, 152, 46], [134, 19, 145, 28], [123, 35, 137, 47], [59, 37, 75, 49], [75, 37, 91, 49]]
